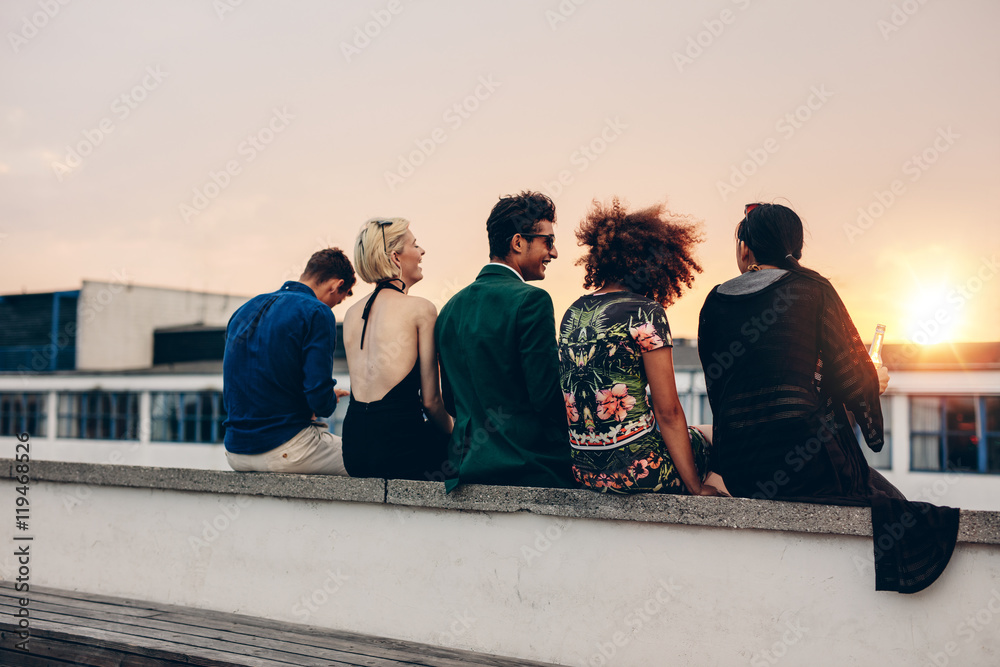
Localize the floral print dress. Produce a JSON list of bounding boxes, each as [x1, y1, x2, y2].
[[558, 291, 710, 493]]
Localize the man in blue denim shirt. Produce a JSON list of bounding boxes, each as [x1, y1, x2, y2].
[[223, 248, 356, 474]]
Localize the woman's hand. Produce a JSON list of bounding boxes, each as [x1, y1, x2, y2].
[[695, 484, 730, 497], [877, 365, 890, 395], [334, 388, 350, 399]]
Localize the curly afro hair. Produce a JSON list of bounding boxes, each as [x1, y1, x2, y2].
[[575, 198, 703, 306]]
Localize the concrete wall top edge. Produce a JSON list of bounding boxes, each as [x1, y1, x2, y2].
[[2, 458, 998, 545]]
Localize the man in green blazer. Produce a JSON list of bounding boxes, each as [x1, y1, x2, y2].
[[435, 191, 574, 492]]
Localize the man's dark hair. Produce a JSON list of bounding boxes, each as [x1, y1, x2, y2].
[[486, 191, 556, 259], [301, 247, 356, 292]]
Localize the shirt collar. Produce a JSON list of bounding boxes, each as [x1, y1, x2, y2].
[[487, 262, 524, 282], [280, 281, 319, 298]]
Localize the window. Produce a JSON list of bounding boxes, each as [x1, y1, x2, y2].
[[151, 392, 226, 444], [860, 396, 892, 470], [57, 392, 139, 440], [0, 393, 48, 437], [698, 394, 713, 425], [910, 396, 1000, 474]]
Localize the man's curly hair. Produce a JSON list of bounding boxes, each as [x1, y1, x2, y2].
[[575, 198, 703, 306]]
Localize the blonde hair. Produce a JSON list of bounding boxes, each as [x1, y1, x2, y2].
[[354, 217, 411, 284]]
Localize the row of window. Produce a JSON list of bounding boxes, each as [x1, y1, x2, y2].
[[2, 391, 999, 472], [1, 391, 227, 444]]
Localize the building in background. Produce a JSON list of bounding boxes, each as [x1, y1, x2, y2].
[[1, 283, 997, 510]]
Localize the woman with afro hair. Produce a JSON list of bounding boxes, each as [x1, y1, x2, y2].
[[558, 198, 725, 496]]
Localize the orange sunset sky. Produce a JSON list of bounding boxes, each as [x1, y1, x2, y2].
[[2, 0, 998, 344]]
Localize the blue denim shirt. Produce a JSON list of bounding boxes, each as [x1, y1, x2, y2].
[[223, 281, 338, 455]]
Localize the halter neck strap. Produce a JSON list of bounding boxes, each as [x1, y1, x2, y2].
[[360, 279, 405, 349]]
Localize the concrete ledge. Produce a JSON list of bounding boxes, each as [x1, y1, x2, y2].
[[4, 458, 999, 545], [2, 458, 385, 505]]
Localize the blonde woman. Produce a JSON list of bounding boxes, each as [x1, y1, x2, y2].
[[341, 218, 452, 479]]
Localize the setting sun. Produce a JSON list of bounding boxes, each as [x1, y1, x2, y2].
[[901, 284, 965, 345]]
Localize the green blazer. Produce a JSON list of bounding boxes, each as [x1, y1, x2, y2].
[[435, 264, 574, 492]]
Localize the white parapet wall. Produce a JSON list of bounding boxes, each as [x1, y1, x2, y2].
[[0, 460, 998, 666]]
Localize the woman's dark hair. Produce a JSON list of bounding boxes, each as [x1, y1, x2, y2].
[[737, 203, 830, 285], [576, 198, 703, 306], [486, 191, 556, 259]]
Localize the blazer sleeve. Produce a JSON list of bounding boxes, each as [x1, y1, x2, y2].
[[819, 285, 884, 451]]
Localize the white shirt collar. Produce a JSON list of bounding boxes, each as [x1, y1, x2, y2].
[[489, 261, 524, 282]]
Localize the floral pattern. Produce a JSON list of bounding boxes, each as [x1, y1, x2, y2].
[[595, 383, 635, 422], [564, 392, 579, 423], [558, 291, 710, 495], [629, 322, 664, 352]]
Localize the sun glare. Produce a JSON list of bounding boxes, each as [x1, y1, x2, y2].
[[902, 285, 964, 345]]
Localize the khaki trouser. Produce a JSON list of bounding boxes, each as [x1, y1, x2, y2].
[[225, 424, 348, 475]]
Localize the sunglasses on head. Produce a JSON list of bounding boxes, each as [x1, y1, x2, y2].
[[744, 203, 763, 215]]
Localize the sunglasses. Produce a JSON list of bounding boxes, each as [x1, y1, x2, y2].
[[519, 233, 555, 250], [744, 203, 763, 215], [359, 220, 394, 255]]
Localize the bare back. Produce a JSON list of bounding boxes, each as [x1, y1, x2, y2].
[[342, 288, 425, 403]]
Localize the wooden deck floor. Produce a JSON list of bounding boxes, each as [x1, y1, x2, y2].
[[0, 583, 560, 666]]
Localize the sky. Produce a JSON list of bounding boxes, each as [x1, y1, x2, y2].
[[2, 0, 998, 344]]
